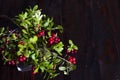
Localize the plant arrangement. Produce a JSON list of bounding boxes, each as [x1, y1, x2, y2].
[[0, 5, 78, 79]]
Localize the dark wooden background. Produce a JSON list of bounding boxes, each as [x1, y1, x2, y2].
[[0, 0, 120, 80]]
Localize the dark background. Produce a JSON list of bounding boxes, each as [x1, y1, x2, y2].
[[0, 0, 120, 80]]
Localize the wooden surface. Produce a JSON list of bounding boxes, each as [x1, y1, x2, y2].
[[0, 0, 120, 80]]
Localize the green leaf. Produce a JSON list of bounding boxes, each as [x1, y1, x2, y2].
[[31, 54, 36, 60], [54, 59, 61, 64], [69, 40, 73, 46], [12, 33, 17, 39], [18, 44, 24, 48], [53, 42, 64, 55], [68, 64, 76, 71], [52, 25, 63, 33], [23, 12, 28, 19], [23, 34, 28, 39], [25, 20, 31, 26], [39, 66, 45, 72], [59, 66, 66, 71], [34, 67, 39, 73], [48, 63, 54, 69], [22, 29, 28, 34], [44, 21, 49, 27], [29, 36, 38, 43], [24, 51, 30, 58], [17, 51, 22, 56], [33, 5, 38, 10], [20, 23, 28, 29], [73, 45, 78, 50], [29, 43, 35, 50], [43, 61, 49, 66], [50, 73, 60, 78], [0, 27, 5, 36], [47, 31, 51, 37]]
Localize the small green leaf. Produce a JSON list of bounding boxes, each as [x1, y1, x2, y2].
[[34, 67, 39, 73], [59, 66, 66, 71], [44, 21, 49, 27], [39, 66, 45, 72], [33, 5, 38, 10], [48, 63, 54, 69], [18, 44, 24, 48], [31, 54, 36, 60], [69, 40, 73, 46], [22, 29, 27, 34], [73, 45, 78, 50], [12, 33, 17, 39], [29, 43, 35, 50], [53, 42, 64, 55], [29, 36, 38, 43], [24, 51, 30, 58], [20, 23, 28, 29]]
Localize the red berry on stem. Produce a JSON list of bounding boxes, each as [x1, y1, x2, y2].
[[8, 61, 11, 65], [22, 56, 26, 61], [51, 33, 56, 37], [11, 60, 15, 65], [68, 56, 76, 64]]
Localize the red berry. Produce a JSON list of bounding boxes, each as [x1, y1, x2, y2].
[[18, 55, 26, 62], [51, 33, 56, 37], [22, 56, 26, 61], [68, 56, 76, 64], [54, 37, 60, 43], [73, 61, 76, 64], [11, 60, 15, 65], [8, 61, 11, 65], [37, 30, 45, 37]]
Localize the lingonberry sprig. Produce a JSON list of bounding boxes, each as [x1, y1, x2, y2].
[[47, 33, 60, 45], [0, 5, 78, 79]]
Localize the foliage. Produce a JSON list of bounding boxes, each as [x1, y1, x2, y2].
[[0, 5, 78, 79]]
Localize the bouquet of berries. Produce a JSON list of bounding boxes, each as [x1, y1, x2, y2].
[[0, 5, 78, 79]]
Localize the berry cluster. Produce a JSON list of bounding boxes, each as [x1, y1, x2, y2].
[[68, 56, 76, 64], [47, 33, 60, 45], [8, 60, 16, 66], [37, 30, 45, 37], [18, 55, 27, 62]]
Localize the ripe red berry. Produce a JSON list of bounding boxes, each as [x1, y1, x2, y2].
[[8, 60, 16, 65], [51, 33, 56, 37], [18, 55, 27, 62], [19, 58, 24, 62], [8, 61, 12, 65], [54, 37, 60, 43], [22, 56, 26, 61], [11, 60, 15, 65], [37, 30, 45, 37], [68, 56, 76, 64]]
